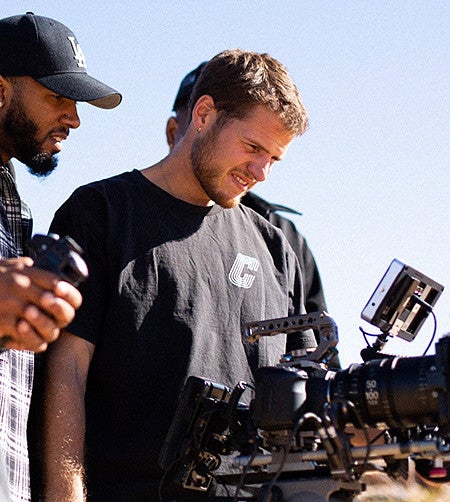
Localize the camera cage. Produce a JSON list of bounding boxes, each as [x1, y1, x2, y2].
[[158, 261, 448, 501]]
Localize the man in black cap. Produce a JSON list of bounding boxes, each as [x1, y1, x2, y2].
[[0, 12, 121, 501], [167, 63, 328, 317]]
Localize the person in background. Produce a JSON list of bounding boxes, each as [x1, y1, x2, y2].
[[0, 12, 121, 501], [40, 48, 317, 500], [167, 62, 327, 315]]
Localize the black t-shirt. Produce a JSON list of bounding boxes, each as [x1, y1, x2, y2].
[[241, 191, 327, 314], [49, 170, 316, 500]]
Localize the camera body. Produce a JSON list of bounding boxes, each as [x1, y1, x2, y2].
[[26, 233, 88, 287], [159, 332, 450, 500]]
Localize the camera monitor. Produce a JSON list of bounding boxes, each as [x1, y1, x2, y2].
[[361, 259, 444, 341]]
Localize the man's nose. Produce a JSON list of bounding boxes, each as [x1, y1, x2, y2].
[[61, 101, 81, 129], [247, 158, 272, 182]]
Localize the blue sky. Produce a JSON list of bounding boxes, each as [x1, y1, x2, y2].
[[7, 1, 449, 366]]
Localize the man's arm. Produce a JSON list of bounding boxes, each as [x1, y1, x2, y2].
[[0, 257, 82, 352], [41, 330, 94, 501]]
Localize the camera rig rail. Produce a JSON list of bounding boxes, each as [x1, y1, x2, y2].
[[245, 311, 339, 368]]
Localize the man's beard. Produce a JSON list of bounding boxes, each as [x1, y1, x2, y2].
[[3, 94, 58, 177], [190, 122, 243, 209]]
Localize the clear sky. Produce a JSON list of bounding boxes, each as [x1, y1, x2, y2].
[[6, 1, 449, 367]]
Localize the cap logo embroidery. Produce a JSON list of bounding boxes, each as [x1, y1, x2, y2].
[[67, 36, 87, 68]]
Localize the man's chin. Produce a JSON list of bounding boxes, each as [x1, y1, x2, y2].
[[216, 194, 243, 209], [25, 152, 58, 178]]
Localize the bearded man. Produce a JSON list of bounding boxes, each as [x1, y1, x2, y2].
[[40, 49, 316, 501], [0, 12, 121, 501]]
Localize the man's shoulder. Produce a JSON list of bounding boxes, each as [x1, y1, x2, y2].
[[66, 170, 145, 203], [80, 169, 139, 190], [54, 170, 143, 223], [241, 192, 305, 241], [241, 192, 301, 219]]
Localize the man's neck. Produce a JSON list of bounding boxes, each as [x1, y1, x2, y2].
[[141, 152, 214, 207], [0, 129, 13, 165]]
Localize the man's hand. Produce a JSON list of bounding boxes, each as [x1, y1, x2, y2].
[[0, 257, 82, 352]]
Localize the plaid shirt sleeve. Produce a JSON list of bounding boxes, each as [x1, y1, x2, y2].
[[0, 163, 34, 502]]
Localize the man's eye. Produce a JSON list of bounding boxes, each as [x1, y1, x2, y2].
[[247, 144, 258, 152]]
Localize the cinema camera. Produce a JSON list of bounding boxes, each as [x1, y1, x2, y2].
[[27, 233, 88, 287], [158, 260, 449, 501]]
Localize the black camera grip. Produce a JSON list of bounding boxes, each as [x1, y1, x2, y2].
[[26, 233, 88, 287]]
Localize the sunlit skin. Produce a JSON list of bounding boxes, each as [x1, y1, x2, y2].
[[22, 77, 81, 153], [0, 76, 80, 171], [191, 105, 294, 208], [145, 96, 295, 208]]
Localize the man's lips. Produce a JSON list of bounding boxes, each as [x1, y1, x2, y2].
[[232, 172, 254, 191], [46, 130, 69, 152]]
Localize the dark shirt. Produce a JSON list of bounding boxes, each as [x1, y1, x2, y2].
[[46, 170, 317, 500], [241, 192, 327, 314]]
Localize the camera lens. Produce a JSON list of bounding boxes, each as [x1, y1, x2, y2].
[[331, 354, 442, 429]]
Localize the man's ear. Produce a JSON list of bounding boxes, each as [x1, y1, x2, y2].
[[191, 95, 216, 131], [166, 116, 179, 150], [0, 75, 8, 105]]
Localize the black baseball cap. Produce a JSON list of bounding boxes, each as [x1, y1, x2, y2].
[[172, 62, 207, 112], [0, 13, 121, 109]]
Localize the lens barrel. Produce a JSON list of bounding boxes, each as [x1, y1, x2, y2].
[[330, 335, 450, 429]]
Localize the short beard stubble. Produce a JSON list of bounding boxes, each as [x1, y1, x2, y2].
[[190, 119, 243, 209], [2, 90, 58, 177]]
